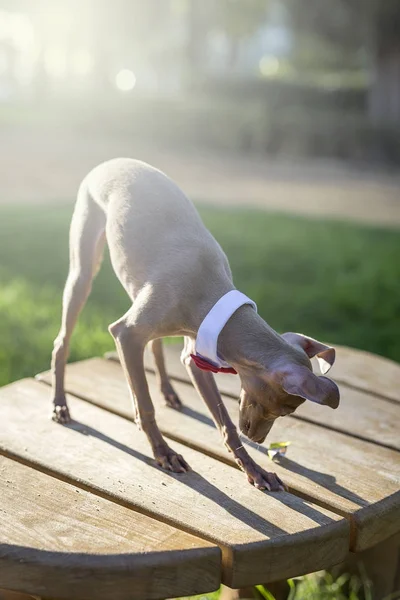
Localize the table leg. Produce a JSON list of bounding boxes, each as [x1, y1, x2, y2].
[[329, 531, 400, 600], [220, 532, 400, 600], [219, 585, 262, 600], [220, 580, 290, 600]]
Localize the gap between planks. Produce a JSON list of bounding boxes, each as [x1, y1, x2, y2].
[[0, 379, 350, 587], [35, 376, 358, 548], [0, 445, 229, 552], [0, 448, 212, 543], [5, 385, 346, 555], [46, 352, 400, 455], [35, 354, 400, 553], [109, 349, 400, 452], [0, 454, 220, 600], [261, 413, 400, 454]]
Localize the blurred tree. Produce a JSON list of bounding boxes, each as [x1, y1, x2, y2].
[[0, 0, 49, 99], [186, 0, 269, 73], [215, 0, 269, 69], [284, 0, 400, 125], [187, 0, 204, 73]]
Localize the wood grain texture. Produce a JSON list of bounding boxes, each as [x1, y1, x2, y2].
[[110, 344, 400, 450], [327, 345, 400, 404], [296, 386, 400, 451], [0, 456, 220, 600], [38, 358, 400, 551], [0, 379, 349, 588]]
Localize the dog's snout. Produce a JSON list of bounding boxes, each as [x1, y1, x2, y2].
[[240, 412, 276, 444], [242, 419, 251, 434]]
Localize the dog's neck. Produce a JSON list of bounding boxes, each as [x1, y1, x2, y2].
[[189, 284, 292, 371], [217, 304, 288, 371]]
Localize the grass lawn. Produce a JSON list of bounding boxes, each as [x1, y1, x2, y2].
[[0, 202, 399, 388], [173, 571, 374, 599]]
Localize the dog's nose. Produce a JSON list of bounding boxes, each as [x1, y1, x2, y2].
[[241, 420, 251, 435]]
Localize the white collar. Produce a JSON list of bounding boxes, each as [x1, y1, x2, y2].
[[195, 290, 257, 369]]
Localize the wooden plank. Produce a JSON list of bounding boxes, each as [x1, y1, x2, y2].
[[38, 358, 400, 552], [327, 346, 400, 404], [0, 456, 220, 600], [113, 344, 400, 451], [296, 386, 400, 452], [0, 379, 349, 588]]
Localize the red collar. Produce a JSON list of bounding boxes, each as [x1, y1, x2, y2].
[[190, 354, 237, 374]]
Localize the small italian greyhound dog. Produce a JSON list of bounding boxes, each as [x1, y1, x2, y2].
[[51, 158, 340, 492]]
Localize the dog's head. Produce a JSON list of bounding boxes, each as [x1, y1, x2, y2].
[[238, 332, 339, 443]]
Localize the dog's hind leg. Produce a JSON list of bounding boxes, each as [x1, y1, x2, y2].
[[148, 339, 182, 410], [51, 183, 106, 423]]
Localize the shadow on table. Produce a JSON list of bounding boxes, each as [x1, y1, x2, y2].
[[178, 403, 367, 508], [243, 437, 366, 508], [275, 455, 367, 508], [66, 419, 337, 537]]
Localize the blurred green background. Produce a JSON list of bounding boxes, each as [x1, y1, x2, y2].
[[1, 203, 399, 388]]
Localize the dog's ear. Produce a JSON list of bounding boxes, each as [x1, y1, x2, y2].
[[281, 332, 335, 375], [280, 365, 340, 409]]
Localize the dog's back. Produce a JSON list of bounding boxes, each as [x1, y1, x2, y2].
[[81, 157, 231, 303], [87, 158, 199, 224]]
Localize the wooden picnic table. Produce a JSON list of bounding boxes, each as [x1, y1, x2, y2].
[[0, 343, 399, 600]]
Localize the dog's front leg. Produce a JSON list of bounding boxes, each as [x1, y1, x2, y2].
[[149, 338, 182, 410], [182, 342, 284, 491], [109, 314, 190, 473]]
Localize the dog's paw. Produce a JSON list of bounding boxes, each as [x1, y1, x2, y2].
[[161, 384, 183, 411], [52, 404, 71, 424], [155, 447, 190, 473], [236, 457, 286, 492], [165, 392, 183, 410]]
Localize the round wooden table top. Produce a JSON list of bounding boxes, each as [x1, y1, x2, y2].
[[0, 344, 399, 600]]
